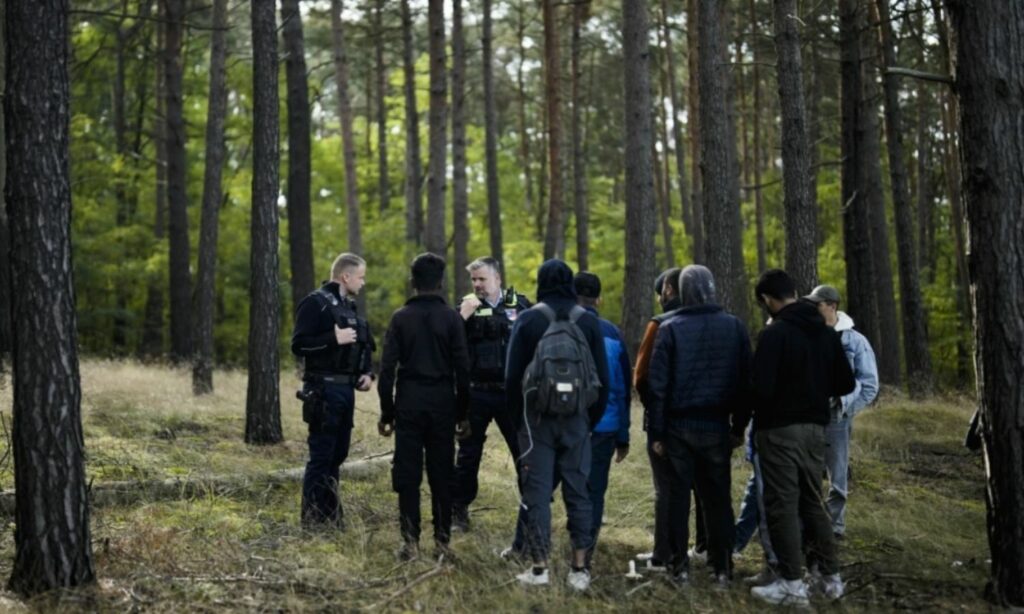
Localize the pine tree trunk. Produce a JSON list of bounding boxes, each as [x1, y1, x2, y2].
[[282, 0, 315, 314], [401, 0, 423, 245], [571, 1, 590, 271], [113, 14, 130, 351], [872, 0, 933, 396], [541, 0, 564, 261], [621, 0, 657, 358], [946, 0, 1024, 605], [425, 0, 447, 257], [516, 0, 535, 229], [773, 0, 817, 294], [192, 0, 230, 396], [660, 0, 692, 237], [482, 0, 504, 275], [806, 30, 825, 250], [140, 3, 167, 360], [749, 0, 766, 274], [0, 0, 9, 369], [687, 0, 704, 263], [245, 0, 283, 446], [451, 0, 469, 297], [915, 54, 934, 280], [699, 0, 748, 321], [332, 0, 364, 255], [164, 0, 191, 363], [5, 0, 95, 593], [839, 0, 881, 348], [375, 0, 390, 213], [653, 38, 675, 269]]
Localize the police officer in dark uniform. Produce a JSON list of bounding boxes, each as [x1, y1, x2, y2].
[[291, 252, 375, 529], [450, 257, 531, 531]]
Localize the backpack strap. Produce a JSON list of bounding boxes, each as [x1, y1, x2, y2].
[[568, 305, 586, 324], [534, 302, 557, 323]]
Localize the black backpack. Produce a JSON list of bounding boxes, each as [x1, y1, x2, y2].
[[521, 303, 602, 417]]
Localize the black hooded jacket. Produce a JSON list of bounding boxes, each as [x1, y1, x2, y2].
[[504, 260, 610, 427], [751, 300, 856, 430]]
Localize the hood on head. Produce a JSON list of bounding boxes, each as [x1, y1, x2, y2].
[[834, 310, 855, 332], [775, 299, 829, 335], [678, 265, 717, 307], [536, 259, 577, 302]]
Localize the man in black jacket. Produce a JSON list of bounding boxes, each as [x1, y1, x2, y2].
[[505, 259, 609, 591], [292, 253, 375, 529], [749, 270, 855, 606], [378, 253, 471, 561]]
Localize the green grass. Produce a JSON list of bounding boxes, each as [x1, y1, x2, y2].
[[0, 361, 991, 611]]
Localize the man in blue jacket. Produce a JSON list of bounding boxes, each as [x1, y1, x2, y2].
[[804, 285, 879, 539], [647, 265, 753, 587], [573, 272, 631, 566]]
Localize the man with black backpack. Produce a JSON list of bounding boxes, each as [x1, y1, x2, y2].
[[504, 259, 609, 591]]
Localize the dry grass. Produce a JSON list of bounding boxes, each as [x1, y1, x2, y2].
[[0, 360, 993, 611]]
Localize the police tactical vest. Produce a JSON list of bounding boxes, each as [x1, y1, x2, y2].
[[463, 292, 528, 384], [305, 287, 371, 376]]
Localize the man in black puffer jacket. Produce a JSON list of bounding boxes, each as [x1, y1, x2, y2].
[[504, 259, 609, 591], [647, 265, 753, 586]]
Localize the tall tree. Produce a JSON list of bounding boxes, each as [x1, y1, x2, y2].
[[541, 0, 564, 260], [699, 0, 748, 320], [482, 0, 504, 273], [947, 1, 1024, 606], [686, 0, 704, 262], [660, 0, 692, 237], [0, 0, 10, 371], [282, 0, 315, 313], [332, 0, 364, 255], [748, 0, 767, 274], [5, 0, 95, 593], [571, 1, 590, 271], [164, 0, 191, 362], [515, 0, 535, 234], [872, 0, 934, 396], [192, 0, 230, 396], [620, 0, 656, 356], [773, 0, 817, 294], [139, 2, 166, 359], [653, 24, 675, 268], [245, 0, 283, 445], [425, 0, 447, 257], [375, 0, 390, 213], [401, 0, 423, 244], [451, 0, 469, 297]]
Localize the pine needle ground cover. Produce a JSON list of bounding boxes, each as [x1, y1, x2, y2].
[[0, 361, 988, 611]]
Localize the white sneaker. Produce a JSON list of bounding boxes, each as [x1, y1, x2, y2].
[[641, 558, 668, 573], [744, 565, 777, 586], [751, 578, 810, 606], [687, 546, 708, 565], [806, 567, 844, 600], [635, 551, 654, 562], [516, 567, 550, 587], [567, 568, 591, 592]]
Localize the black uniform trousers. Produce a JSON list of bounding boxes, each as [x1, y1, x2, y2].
[[451, 388, 522, 510], [392, 408, 456, 545], [302, 382, 355, 526]]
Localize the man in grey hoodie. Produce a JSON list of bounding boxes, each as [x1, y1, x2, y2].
[[803, 285, 879, 539]]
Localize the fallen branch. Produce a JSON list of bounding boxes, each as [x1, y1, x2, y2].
[[368, 565, 449, 610]]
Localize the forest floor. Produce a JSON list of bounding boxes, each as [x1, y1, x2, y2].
[[0, 360, 991, 612]]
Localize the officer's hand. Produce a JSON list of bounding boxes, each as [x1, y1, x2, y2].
[[614, 446, 629, 463], [455, 420, 472, 440], [356, 374, 373, 391], [459, 296, 481, 320], [378, 421, 394, 437], [335, 325, 358, 345], [651, 441, 665, 458]]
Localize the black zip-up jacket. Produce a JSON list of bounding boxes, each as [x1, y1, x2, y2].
[[377, 293, 471, 425], [751, 300, 856, 430], [504, 260, 610, 428]]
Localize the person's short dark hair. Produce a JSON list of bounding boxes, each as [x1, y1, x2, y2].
[[411, 252, 446, 291], [654, 267, 682, 295], [574, 271, 601, 299], [755, 269, 797, 304]]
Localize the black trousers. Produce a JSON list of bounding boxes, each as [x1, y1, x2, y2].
[[451, 388, 521, 510], [392, 409, 456, 544]]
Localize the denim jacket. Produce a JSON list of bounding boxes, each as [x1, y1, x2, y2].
[[834, 311, 879, 420]]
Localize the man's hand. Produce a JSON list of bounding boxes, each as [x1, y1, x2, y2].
[[455, 420, 472, 440], [335, 325, 357, 345], [459, 295, 482, 320], [356, 374, 373, 391], [378, 420, 394, 437], [651, 441, 665, 458], [614, 446, 629, 463]]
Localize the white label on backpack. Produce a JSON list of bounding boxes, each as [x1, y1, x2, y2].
[[556, 382, 574, 392]]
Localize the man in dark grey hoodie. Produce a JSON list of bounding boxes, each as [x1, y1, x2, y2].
[[504, 259, 610, 591]]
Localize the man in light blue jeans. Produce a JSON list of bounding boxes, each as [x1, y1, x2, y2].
[[804, 285, 880, 539]]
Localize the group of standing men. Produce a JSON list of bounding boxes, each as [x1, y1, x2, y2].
[[290, 251, 878, 606]]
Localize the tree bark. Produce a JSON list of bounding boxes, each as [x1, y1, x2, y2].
[[946, 0, 1024, 606], [482, 0, 503, 275], [653, 30, 675, 269], [687, 0, 704, 263], [914, 44, 935, 280], [375, 0, 390, 213], [425, 0, 447, 257], [620, 0, 657, 358], [192, 0, 230, 396], [749, 0, 766, 274], [571, 1, 590, 271], [245, 0, 283, 446], [451, 0, 469, 298], [332, 0, 364, 255], [5, 0, 96, 593], [872, 0, 934, 396], [773, 0, 817, 294], [282, 0, 315, 315], [401, 0, 423, 245], [515, 0, 535, 232], [0, 0, 9, 369], [660, 0, 692, 238], [541, 0, 564, 261], [699, 0, 747, 321], [112, 8, 130, 351], [164, 0, 191, 363]]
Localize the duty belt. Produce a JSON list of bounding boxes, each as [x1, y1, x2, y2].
[[305, 373, 361, 386]]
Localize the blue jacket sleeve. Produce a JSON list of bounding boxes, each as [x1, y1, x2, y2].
[[615, 327, 632, 447], [842, 331, 879, 418], [586, 316, 611, 429]]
